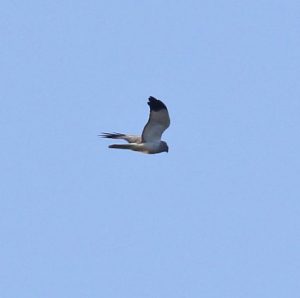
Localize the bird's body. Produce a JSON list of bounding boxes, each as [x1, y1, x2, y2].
[[100, 96, 170, 154], [108, 141, 167, 154]]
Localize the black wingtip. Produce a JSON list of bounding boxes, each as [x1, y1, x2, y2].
[[148, 96, 167, 111]]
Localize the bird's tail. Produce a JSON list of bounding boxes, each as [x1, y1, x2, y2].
[[100, 132, 125, 139], [100, 132, 141, 144]]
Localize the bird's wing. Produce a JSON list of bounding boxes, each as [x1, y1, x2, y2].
[[100, 132, 141, 143], [141, 96, 170, 142]]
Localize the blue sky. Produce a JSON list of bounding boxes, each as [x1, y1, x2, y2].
[[1, 1, 299, 297]]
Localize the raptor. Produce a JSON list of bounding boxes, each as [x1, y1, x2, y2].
[[100, 96, 170, 154]]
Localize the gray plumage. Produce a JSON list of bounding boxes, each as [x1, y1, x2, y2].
[[100, 96, 170, 154]]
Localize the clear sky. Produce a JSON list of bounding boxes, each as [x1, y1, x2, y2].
[[1, 1, 299, 297]]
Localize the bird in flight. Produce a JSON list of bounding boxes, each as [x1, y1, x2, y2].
[[100, 96, 170, 154]]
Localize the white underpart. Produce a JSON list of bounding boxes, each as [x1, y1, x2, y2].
[[120, 142, 162, 154]]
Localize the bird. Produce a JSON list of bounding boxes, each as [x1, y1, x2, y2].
[[100, 96, 170, 154]]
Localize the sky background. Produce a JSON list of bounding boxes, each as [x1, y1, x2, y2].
[[1, 1, 300, 297]]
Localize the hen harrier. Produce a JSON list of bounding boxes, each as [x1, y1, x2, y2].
[[100, 96, 170, 154]]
